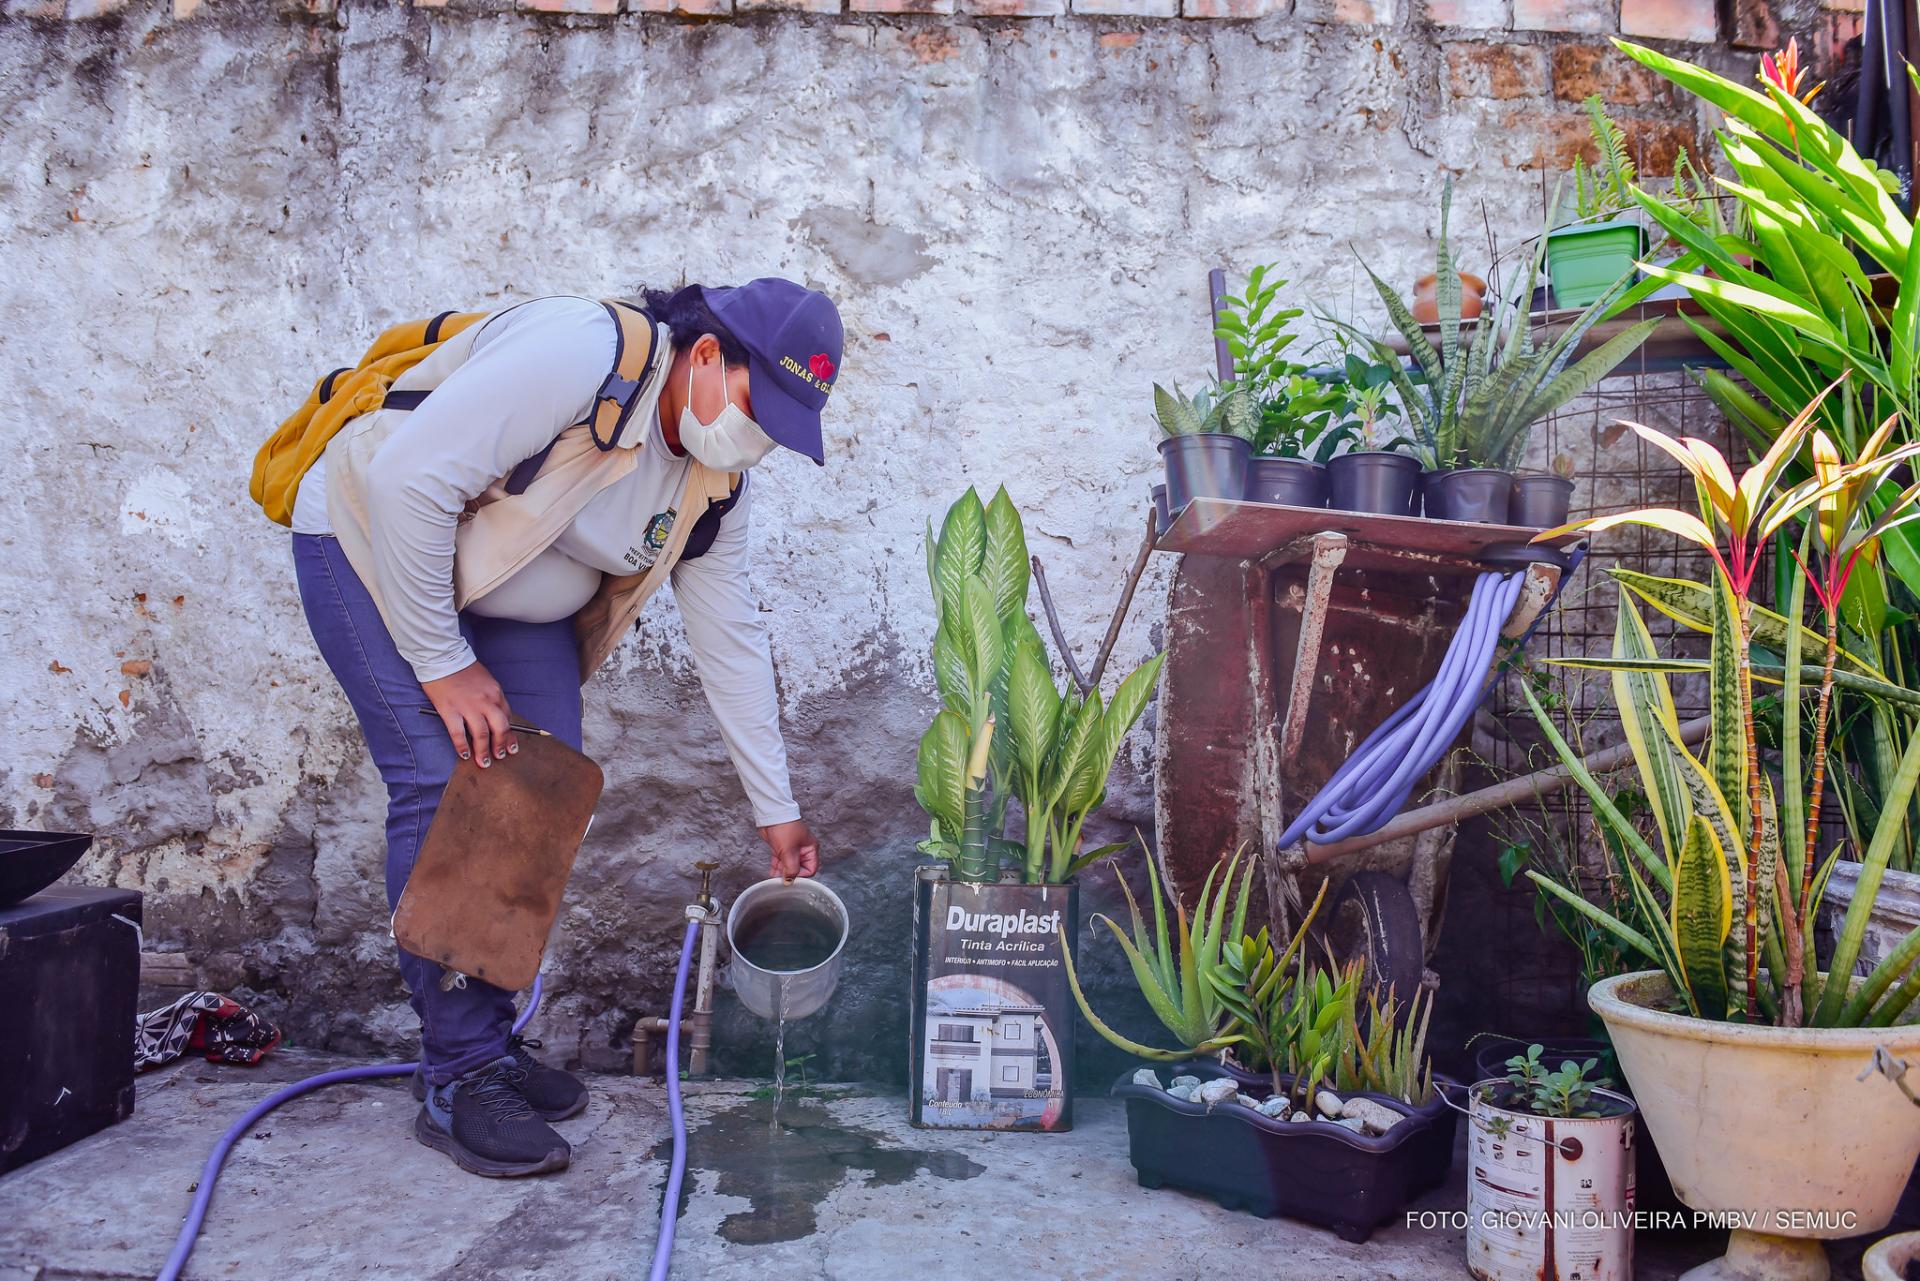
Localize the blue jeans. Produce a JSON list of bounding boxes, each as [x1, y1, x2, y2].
[[292, 533, 583, 1085]]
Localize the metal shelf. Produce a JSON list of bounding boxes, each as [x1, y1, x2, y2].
[[1153, 497, 1580, 576]]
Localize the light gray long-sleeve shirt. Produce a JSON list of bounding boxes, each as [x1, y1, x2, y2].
[[291, 296, 800, 826]]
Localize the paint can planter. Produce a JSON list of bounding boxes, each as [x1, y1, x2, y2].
[[1591, 970, 1920, 1281], [1328, 451, 1421, 516], [1244, 457, 1327, 508], [1465, 1081, 1637, 1281], [1508, 474, 1575, 530], [1547, 218, 1647, 309], [1469, 1034, 1681, 1215], [1159, 433, 1250, 517], [1113, 1060, 1456, 1243], [909, 866, 1076, 1132], [1424, 468, 1514, 524]]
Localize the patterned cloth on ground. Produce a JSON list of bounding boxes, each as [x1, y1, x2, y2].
[[135, 992, 281, 1071]]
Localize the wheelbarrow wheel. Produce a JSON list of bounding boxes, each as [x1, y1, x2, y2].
[[1319, 871, 1424, 1009]]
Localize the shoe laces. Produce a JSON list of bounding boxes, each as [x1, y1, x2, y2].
[[506, 1035, 543, 1075], [464, 1063, 537, 1122]]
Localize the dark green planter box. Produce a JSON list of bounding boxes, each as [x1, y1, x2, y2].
[[1547, 218, 1647, 308]]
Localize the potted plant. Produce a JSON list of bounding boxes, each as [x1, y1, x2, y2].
[[1509, 455, 1577, 529], [1344, 179, 1657, 525], [1212, 265, 1341, 508], [1519, 390, 1920, 1280], [1321, 352, 1420, 516], [1466, 1045, 1636, 1281], [1153, 379, 1255, 517], [1062, 843, 1455, 1242], [1546, 96, 1650, 309], [909, 486, 1164, 1133]]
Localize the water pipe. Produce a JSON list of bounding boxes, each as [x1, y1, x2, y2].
[[1278, 569, 1527, 848], [649, 914, 702, 1281]]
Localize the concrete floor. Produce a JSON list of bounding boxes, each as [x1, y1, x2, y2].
[[0, 1050, 1891, 1281]]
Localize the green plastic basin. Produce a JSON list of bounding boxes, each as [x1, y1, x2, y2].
[[1547, 219, 1646, 308]]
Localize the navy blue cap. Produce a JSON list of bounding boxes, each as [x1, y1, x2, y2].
[[699, 279, 843, 466]]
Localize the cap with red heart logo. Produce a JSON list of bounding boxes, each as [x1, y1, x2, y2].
[[697, 278, 843, 466]]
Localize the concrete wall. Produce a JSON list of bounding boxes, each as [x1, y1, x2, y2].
[[0, 0, 1854, 1081]]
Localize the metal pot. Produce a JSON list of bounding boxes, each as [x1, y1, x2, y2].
[[724, 877, 849, 1022], [1424, 468, 1514, 524], [1159, 434, 1251, 516], [1329, 452, 1420, 516], [1466, 1081, 1637, 1281], [1509, 475, 1575, 530], [1244, 457, 1327, 508]]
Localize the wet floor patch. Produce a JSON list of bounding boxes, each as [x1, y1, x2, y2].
[[656, 1095, 984, 1245]]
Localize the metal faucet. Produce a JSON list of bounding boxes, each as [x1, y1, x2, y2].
[[632, 862, 723, 1078]]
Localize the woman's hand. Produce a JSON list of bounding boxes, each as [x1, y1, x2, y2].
[[421, 661, 518, 767], [759, 819, 819, 882]]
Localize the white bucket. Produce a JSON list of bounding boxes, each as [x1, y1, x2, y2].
[[724, 877, 849, 1021], [1465, 1081, 1637, 1281]]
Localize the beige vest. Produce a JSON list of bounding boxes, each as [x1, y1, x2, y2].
[[323, 305, 736, 683]]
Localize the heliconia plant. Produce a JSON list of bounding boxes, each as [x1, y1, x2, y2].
[[914, 487, 1165, 885], [1528, 395, 1920, 1028]]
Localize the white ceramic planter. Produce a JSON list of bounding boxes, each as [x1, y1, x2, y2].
[[1822, 861, 1920, 983], [1863, 1231, 1920, 1281], [1590, 971, 1920, 1281]]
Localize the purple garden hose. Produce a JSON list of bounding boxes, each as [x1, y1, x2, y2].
[[648, 916, 702, 1281], [158, 974, 545, 1281], [1278, 570, 1526, 848]]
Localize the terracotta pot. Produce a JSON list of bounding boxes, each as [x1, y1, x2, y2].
[[1411, 271, 1487, 324], [1590, 971, 1920, 1281]]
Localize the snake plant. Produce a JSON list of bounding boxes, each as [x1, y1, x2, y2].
[[1348, 179, 1659, 470], [1524, 418, 1920, 1026], [914, 487, 1164, 884]]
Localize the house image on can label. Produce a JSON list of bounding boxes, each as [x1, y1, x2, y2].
[[922, 1002, 1049, 1103]]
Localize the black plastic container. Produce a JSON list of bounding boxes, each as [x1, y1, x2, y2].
[[1150, 484, 1170, 537], [2, 883, 141, 1172], [1509, 474, 1575, 529], [1424, 468, 1513, 524], [1244, 457, 1327, 508], [1328, 452, 1421, 516], [0, 829, 92, 909], [1159, 434, 1251, 516], [1114, 1060, 1456, 1242]]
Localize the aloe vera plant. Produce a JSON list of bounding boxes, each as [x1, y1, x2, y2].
[[1060, 843, 1312, 1059], [1346, 179, 1658, 470], [914, 487, 1165, 884]]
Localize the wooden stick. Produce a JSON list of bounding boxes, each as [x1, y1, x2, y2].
[[1031, 507, 1160, 696], [1031, 555, 1094, 695]]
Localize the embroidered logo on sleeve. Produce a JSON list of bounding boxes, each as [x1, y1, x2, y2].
[[624, 508, 677, 571]]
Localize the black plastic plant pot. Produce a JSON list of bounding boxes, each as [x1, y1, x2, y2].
[[1408, 470, 1425, 517], [1244, 457, 1327, 509], [1424, 468, 1513, 524], [1150, 484, 1170, 537], [1508, 474, 1575, 529], [1158, 434, 1251, 517], [1113, 1060, 1456, 1243], [1328, 452, 1421, 516], [0, 831, 93, 910]]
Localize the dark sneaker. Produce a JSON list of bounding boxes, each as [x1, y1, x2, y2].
[[412, 1036, 587, 1121], [505, 1036, 589, 1120], [414, 1056, 570, 1178]]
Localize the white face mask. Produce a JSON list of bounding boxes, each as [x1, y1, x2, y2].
[[678, 353, 777, 470]]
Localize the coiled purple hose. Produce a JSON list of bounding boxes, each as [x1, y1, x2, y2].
[[1278, 570, 1525, 848], [649, 917, 702, 1281], [154, 973, 572, 1281]]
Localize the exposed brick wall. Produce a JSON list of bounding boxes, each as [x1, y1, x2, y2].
[[11, 0, 1867, 36]]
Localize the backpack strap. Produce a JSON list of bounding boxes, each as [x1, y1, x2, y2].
[[503, 301, 662, 496]]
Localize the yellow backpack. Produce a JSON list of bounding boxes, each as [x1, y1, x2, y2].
[[250, 301, 659, 527]]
